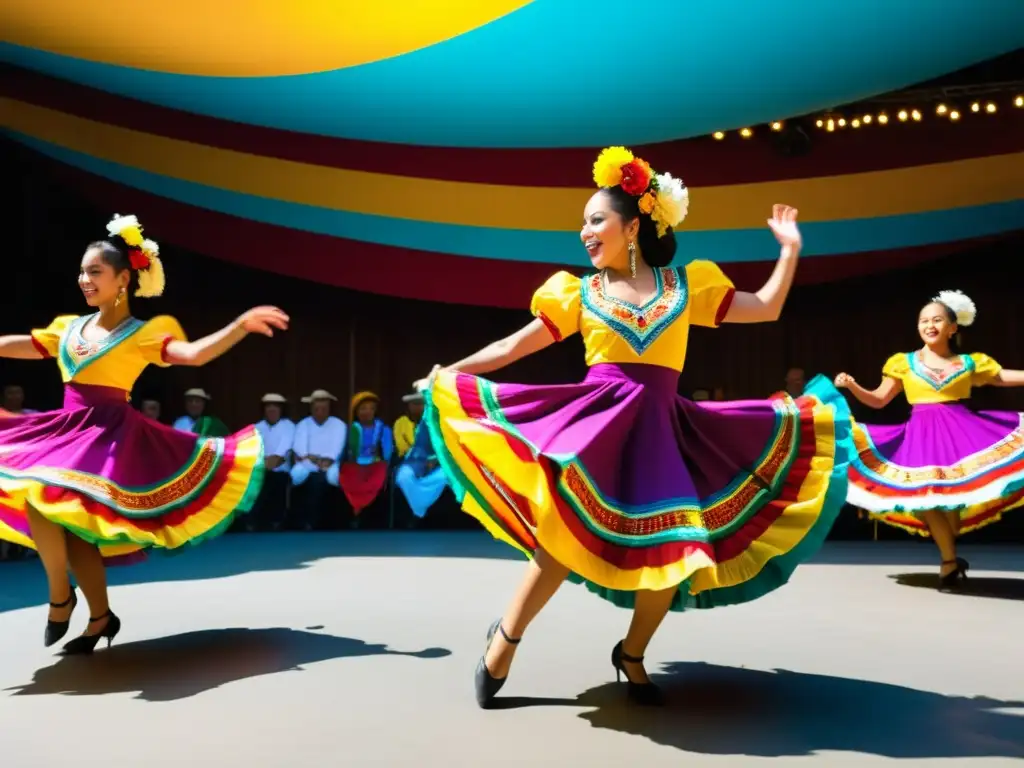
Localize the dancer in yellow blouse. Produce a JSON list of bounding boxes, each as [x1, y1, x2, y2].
[[830, 290, 1024, 588], [416, 147, 851, 707], [0, 214, 288, 653]]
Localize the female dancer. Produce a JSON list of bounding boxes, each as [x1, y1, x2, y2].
[[831, 290, 1024, 588], [416, 147, 851, 707], [0, 214, 288, 653]]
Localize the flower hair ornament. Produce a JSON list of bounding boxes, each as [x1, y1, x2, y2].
[[933, 289, 976, 327], [592, 146, 689, 237], [105, 214, 166, 298]]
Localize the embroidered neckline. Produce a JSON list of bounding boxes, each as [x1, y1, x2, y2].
[[59, 314, 144, 378], [581, 267, 689, 355], [908, 351, 973, 391]]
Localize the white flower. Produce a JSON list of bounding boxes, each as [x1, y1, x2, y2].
[[651, 172, 689, 236], [933, 289, 977, 327], [106, 213, 144, 246]]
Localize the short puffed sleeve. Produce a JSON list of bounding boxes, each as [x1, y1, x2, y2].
[[530, 271, 581, 341], [30, 315, 78, 358], [137, 315, 187, 367], [970, 352, 1002, 386], [882, 353, 910, 381], [684, 260, 736, 328]]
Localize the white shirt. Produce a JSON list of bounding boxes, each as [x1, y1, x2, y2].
[[292, 415, 347, 471], [256, 418, 296, 473]]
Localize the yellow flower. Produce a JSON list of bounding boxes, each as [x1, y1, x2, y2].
[[638, 191, 655, 214], [592, 146, 634, 188], [119, 225, 144, 246]]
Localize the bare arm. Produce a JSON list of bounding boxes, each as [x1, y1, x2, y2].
[[418, 318, 555, 388], [444, 318, 555, 376], [165, 324, 248, 367], [0, 335, 44, 360], [837, 374, 903, 409], [722, 246, 799, 324], [163, 306, 288, 367], [991, 369, 1024, 387], [722, 204, 801, 324]]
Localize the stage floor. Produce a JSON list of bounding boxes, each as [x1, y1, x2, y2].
[[1, 533, 1022, 767]]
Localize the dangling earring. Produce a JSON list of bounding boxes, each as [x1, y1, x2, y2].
[[114, 288, 125, 307], [628, 241, 637, 278]]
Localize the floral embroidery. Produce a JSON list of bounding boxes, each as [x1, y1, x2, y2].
[[907, 352, 974, 391], [580, 267, 688, 355], [59, 314, 144, 379]]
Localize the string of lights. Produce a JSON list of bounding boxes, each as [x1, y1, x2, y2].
[[710, 85, 1023, 140]]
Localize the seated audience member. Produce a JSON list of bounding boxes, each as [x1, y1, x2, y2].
[[289, 389, 346, 530], [251, 392, 296, 531], [339, 391, 393, 527]]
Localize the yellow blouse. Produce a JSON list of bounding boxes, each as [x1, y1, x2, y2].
[[882, 351, 1002, 405], [31, 314, 188, 392], [530, 260, 735, 372], [393, 415, 417, 457]]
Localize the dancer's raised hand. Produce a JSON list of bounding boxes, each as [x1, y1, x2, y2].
[[237, 306, 290, 337], [767, 204, 801, 250]]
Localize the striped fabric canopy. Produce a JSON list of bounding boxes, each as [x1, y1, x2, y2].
[[3, 2, 1022, 306]]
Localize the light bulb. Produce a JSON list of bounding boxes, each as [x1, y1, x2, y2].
[[911, 109, 922, 121], [739, 127, 752, 138], [851, 118, 861, 128], [862, 114, 873, 124], [936, 103, 948, 115], [985, 102, 997, 114], [897, 109, 908, 121], [1015, 95, 1023, 108], [815, 118, 824, 128], [771, 121, 783, 131], [949, 109, 961, 121], [712, 131, 725, 140], [878, 113, 889, 124], [826, 119, 835, 132], [837, 117, 847, 127], [970, 102, 980, 113]]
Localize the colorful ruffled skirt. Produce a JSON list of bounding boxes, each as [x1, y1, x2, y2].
[[425, 362, 851, 611], [816, 380, 1024, 535], [0, 383, 264, 564]]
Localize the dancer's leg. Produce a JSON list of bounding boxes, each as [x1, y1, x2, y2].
[[620, 586, 677, 684], [484, 546, 569, 678], [923, 509, 958, 577], [65, 534, 111, 634], [25, 505, 73, 620], [943, 509, 962, 537]]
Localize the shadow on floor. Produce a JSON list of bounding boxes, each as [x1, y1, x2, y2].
[[493, 661, 1024, 760], [891, 572, 1024, 601], [5, 626, 450, 702]]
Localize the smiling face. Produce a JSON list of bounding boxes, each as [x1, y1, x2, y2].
[[918, 302, 957, 348], [580, 190, 639, 271], [79, 246, 129, 308]]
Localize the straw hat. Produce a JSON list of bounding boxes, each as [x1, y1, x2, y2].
[[261, 393, 287, 404], [184, 388, 211, 400], [301, 389, 338, 403]]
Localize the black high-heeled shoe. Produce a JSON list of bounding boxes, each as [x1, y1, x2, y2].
[[44, 589, 78, 648], [938, 559, 968, 591], [474, 619, 520, 709], [61, 610, 121, 655], [611, 640, 665, 706]]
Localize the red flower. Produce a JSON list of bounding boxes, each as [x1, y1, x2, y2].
[[128, 248, 150, 270], [619, 159, 652, 196]]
